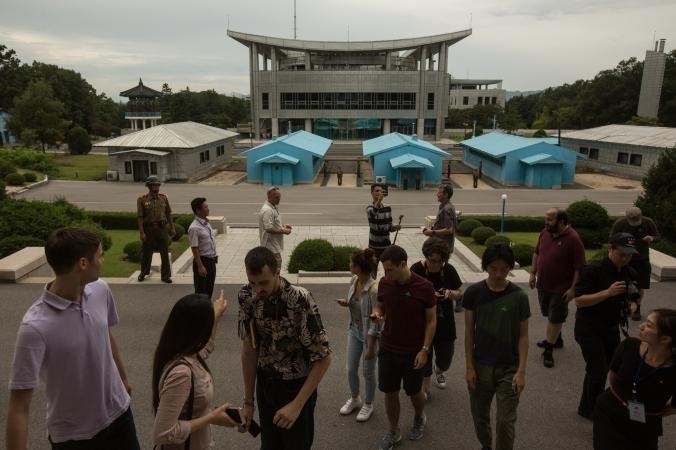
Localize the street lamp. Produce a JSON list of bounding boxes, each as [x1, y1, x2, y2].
[[500, 194, 508, 233]]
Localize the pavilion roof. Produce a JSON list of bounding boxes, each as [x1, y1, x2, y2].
[[120, 78, 163, 98]]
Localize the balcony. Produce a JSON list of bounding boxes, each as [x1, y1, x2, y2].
[[125, 111, 162, 118]]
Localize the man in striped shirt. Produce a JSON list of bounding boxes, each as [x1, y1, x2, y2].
[[367, 183, 401, 277]]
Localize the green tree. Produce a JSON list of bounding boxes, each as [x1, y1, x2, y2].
[[67, 126, 92, 154], [0, 44, 23, 109], [636, 147, 676, 241], [8, 81, 68, 152]]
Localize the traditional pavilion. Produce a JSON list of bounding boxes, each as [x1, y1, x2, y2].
[[119, 78, 163, 131]]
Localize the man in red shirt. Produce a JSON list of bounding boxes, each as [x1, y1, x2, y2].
[[372, 245, 436, 450], [529, 208, 586, 368]]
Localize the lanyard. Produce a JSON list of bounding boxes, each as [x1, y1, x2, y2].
[[197, 218, 216, 255], [632, 349, 666, 397]]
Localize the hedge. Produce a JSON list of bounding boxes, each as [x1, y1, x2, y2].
[[457, 218, 483, 237], [85, 211, 193, 231], [175, 214, 194, 231], [512, 244, 535, 267], [460, 215, 544, 232], [23, 172, 37, 182], [0, 159, 17, 179], [471, 226, 496, 244], [333, 245, 359, 271], [287, 239, 334, 273], [0, 235, 45, 257], [485, 234, 512, 248], [5, 172, 24, 186], [0, 181, 6, 202], [0, 148, 57, 175], [172, 223, 185, 241]]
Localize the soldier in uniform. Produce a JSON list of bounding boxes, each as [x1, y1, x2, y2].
[[137, 176, 175, 283]]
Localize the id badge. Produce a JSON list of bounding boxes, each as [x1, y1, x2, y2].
[[627, 400, 646, 423]]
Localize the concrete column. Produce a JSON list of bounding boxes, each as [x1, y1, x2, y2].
[[271, 48, 278, 137], [305, 51, 311, 70], [383, 119, 390, 134], [252, 43, 260, 139], [142, 119, 146, 130], [417, 45, 427, 137], [436, 42, 448, 140], [385, 52, 391, 70], [305, 118, 312, 131], [271, 118, 279, 137]]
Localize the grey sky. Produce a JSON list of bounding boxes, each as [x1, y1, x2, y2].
[[1, 0, 674, 101]]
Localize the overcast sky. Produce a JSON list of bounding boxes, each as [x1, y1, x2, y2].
[[1, 0, 674, 101]]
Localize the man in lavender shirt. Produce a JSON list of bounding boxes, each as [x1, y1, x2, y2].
[[6, 227, 140, 450]]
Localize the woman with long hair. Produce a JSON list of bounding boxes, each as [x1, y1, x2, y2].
[[593, 308, 676, 450], [336, 248, 381, 422], [410, 237, 463, 399], [152, 291, 236, 449]]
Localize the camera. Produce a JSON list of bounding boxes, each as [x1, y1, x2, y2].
[[625, 280, 641, 302]]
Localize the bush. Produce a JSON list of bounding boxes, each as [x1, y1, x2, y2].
[[590, 245, 609, 261], [5, 172, 25, 186], [23, 172, 37, 182], [123, 241, 143, 263], [512, 244, 535, 267], [287, 239, 334, 273], [67, 126, 92, 155], [0, 148, 57, 175], [567, 199, 610, 230], [471, 226, 496, 244], [460, 215, 544, 232], [576, 227, 609, 249], [0, 235, 45, 258], [172, 223, 185, 241], [71, 220, 112, 251], [653, 239, 676, 258], [457, 218, 483, 236], [636, 148, 676, 242], [0, 159, 17, 179], [87, 211, 139, 229], [0, 181, 6, 203], [175, 214, 194, 231], [533, 129, 547, 138], [333, 245, 359, 271], [485, 234, 512, 248]]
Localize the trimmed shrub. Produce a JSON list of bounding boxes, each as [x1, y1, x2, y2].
[[175, 214, 194, 231], [485, 234, 512, 248], [0, 159, 17, 179], [333, 245, 359, 271], [533, 129, 547, 138], [71, 220, 112, 251], [172, 223, 185, 241], [0, 235, 45, 258], [460, 215, 544, 232], [577, 227, 609, 249], [457, 218, 483, 237], [5, 172, 25, 186], [123, 241, 143, 263], [653, 239, 676, 258], [23, 172, 37, 182], [87, 211, 138, 229], [567, 199, 610, 230], [471, 226, 496, 244], [67, 126, 92, 155], [590, 245, 610, 261], [512, 243, 535, 267], [287, 239, 334, 273]]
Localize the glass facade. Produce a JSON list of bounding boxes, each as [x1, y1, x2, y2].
[[280, 92, 416, 110], [313, 119, 383, 140]]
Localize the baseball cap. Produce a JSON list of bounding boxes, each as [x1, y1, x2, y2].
[[625, 207, 642, 227], [610, 232, 638, 255]]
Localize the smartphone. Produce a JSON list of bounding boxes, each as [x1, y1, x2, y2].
[[226, 407, 262, 437]]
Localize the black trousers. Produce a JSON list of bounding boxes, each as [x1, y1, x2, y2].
[[575, 321, 620, 417], [50, 407, 140, 450], [141, 226, 171, 279], [257, 370, 317, 450], [425, 304, 456, 376], [593, 408, 658, 450], [193, 256, 217, 298]]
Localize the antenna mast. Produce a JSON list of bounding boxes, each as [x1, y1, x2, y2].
[[294, 0, 297, 39]]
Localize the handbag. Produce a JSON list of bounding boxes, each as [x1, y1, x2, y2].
[[155, 358, 195, 450]]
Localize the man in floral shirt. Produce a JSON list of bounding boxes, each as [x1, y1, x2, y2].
[[238, 246, 332, 450]]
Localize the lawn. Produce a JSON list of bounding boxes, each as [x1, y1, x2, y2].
[[457, 232, 597, 271], [102, 230, 190, 278], [51, 154, 109, 181]]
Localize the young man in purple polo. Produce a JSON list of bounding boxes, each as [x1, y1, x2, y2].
[[6, 227, 139, 450]]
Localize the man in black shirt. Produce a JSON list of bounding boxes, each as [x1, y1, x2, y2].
[[574, 232, 639, 419]]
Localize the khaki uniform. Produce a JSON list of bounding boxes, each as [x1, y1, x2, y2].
[[137, 192, 172, 279]]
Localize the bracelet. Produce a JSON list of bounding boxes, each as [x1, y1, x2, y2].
[[422, 345, 430, 353]]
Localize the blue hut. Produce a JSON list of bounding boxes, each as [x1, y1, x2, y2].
[[460, 133, 584, 189], [242, 130, 332, 185], [0, 109, 17, 146], [363, 133, 449, 189]]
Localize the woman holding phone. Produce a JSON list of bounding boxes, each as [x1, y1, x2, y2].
[[152, 291, 237, 449], [410, 237, 463, 399], [336, 248, 382, 422]]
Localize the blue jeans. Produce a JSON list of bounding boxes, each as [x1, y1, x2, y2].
[[346, 323, 377, 403]]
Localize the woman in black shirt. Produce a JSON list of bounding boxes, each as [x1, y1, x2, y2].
[[410, 237, 463, 399], [593, 308, 676, 450]]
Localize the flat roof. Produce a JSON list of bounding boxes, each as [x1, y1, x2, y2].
[[450, 78, 502, 85], [227, 29, 472, 52], [561, 125, 676, 148]]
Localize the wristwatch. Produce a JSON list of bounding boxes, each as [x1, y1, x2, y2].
[[422, 345, 430, 353]]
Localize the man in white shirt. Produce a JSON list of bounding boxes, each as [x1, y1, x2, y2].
[[259, 186, 292, 269], [188, 197, 218, 298]]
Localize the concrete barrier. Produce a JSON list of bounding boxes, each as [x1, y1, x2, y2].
[[0, 247, 47, 281], [650, 248, 676, 281], [208, 216, 227, 234]]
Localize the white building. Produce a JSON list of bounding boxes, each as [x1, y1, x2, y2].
[[449, 78, 505, 110]]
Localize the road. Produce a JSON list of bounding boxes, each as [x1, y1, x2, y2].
[[17, 181, 641, 226]]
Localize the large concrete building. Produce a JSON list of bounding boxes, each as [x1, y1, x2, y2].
[[560, 124, 676, 179], [227, 29, 472, 141], [637, 39, 668, 119], [449, 78, 505, 110]]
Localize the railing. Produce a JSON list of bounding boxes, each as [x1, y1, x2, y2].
[[125, 111, 162, 118]]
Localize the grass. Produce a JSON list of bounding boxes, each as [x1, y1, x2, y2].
[[458, 232, 597, 271], [101, 230, 190, 278], [51, 154, 109, 181]]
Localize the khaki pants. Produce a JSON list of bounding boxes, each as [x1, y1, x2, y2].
[[469, 363, 520, 450], [273, 253, 283, 272]]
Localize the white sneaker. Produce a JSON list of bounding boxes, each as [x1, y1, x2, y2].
[[339, 396, 363, 415], [434, 368, 447, 389], [356, 403, 374, 422]]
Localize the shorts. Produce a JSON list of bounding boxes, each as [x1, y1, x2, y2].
[[378, 350, 425, 396], [537, 290, 568, 324], [629, 257, 651, 290]]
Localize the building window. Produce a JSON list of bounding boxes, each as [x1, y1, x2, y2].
[[491, 97, 497, 104], [477, 97, 483, 105], [150, 162, 157, 174], [124, 161, 132, 174], [205, 150, 210, 161], [617, 152, 629, 164], [262, 93, 269, 110], [278, 92, 416, 110], [630, 154, 642, 166], [579, 146, 589, 156], [200, 152, 205, 163], [427, 93, 434, 110], [589, 148, 599, 160], [216, 145, 225, 157], [463, 96, 469, 105]]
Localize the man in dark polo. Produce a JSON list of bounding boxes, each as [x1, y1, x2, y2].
[[423, 184, 457, 253], [188, 197, 217, 298], [137, 176, 175, 283]]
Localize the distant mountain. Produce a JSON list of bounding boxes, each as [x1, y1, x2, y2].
[[506, 90, 542, 100]]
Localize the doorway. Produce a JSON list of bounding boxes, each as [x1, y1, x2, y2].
[[132, 160, 149, 182]]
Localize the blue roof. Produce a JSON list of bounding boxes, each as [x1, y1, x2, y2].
[[389, 153, 434, 169], [460, 132, 559, 157], [363, 133, 448, 157], [255, 153, 300, 165], [243, 130, 332, 157], [520, 153, 563, 165]]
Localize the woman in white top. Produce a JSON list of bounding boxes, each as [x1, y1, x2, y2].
[[336, 248, 382, 422]]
